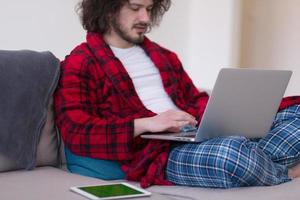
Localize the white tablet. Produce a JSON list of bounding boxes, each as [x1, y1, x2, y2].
[[70, 182, 151, 200]]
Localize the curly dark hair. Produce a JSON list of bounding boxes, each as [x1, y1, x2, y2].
[[77, 0, 171, 33]]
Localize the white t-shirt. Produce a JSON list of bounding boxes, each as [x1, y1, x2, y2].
[[110, 45, 179, 114]]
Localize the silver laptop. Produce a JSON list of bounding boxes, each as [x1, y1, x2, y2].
[[141, 68, 292, 142]]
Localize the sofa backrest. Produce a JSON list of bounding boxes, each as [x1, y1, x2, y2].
[[0, 98, 59, 172]]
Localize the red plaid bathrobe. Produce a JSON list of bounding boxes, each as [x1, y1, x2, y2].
[[54, 32, 209, 188], [54, 32, 300, 188]]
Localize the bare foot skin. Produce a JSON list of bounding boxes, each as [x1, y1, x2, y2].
[[288, 162, 300, 179]]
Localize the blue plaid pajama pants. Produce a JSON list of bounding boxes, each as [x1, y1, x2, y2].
[[166, 105, 300, 188]]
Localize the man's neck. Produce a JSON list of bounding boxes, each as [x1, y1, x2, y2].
[[103, 31, 134, 49]]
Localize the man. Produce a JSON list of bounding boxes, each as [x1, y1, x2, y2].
[[54, 0, 300, 188]]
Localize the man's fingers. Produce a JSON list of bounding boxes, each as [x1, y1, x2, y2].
[[171, 121, 189, 130], [177, 121, 189, 127], [169, 110, 197, 123], [168, 121, 190, 133]]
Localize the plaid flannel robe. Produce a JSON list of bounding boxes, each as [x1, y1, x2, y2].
[[54, 32, 300, 188], [54, 32, 209, 187], [280, 96, 300, 110]]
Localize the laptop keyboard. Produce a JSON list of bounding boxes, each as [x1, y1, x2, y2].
[[181, 125, 197, 133]]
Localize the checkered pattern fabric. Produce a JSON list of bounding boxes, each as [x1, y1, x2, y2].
[[166, 105, 300, 188], [54, 32, 209, 187], [54, 32, 208, 160], [54, 32, 300, 188], [259, 105, 300, 166]]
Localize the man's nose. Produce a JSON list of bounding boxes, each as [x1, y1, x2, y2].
[[139, 9, 151, 23]]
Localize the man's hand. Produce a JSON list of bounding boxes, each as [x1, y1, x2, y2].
[[134, 110, 197, 137]]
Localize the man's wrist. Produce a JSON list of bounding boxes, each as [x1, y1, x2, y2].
[[134, 117, 151, 137]]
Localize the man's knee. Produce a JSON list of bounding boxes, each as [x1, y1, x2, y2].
[[206, 137, 260, 187]]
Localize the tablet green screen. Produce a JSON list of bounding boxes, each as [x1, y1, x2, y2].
[[79, 184, 143, 198]]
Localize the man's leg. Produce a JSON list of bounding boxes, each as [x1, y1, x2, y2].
[[166, 136, 290, 188], [258, 104, 300, 175]]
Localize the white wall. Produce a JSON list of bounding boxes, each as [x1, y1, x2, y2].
[[3, 1, 297, 95], [0, 0, 85, 60], [241, 0, 300, 96], [149, 0, 242, 90], [1, 0, 241, 90]]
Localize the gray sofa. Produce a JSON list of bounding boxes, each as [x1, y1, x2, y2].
[[0, 50, 299, 200]]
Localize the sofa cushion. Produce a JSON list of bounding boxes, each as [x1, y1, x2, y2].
[[36, 98, 59, 167], [0, 98, 59, 172], [0, 167, 300, 200]]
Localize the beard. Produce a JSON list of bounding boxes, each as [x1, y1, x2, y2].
[[111, 17, 149, 44]]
